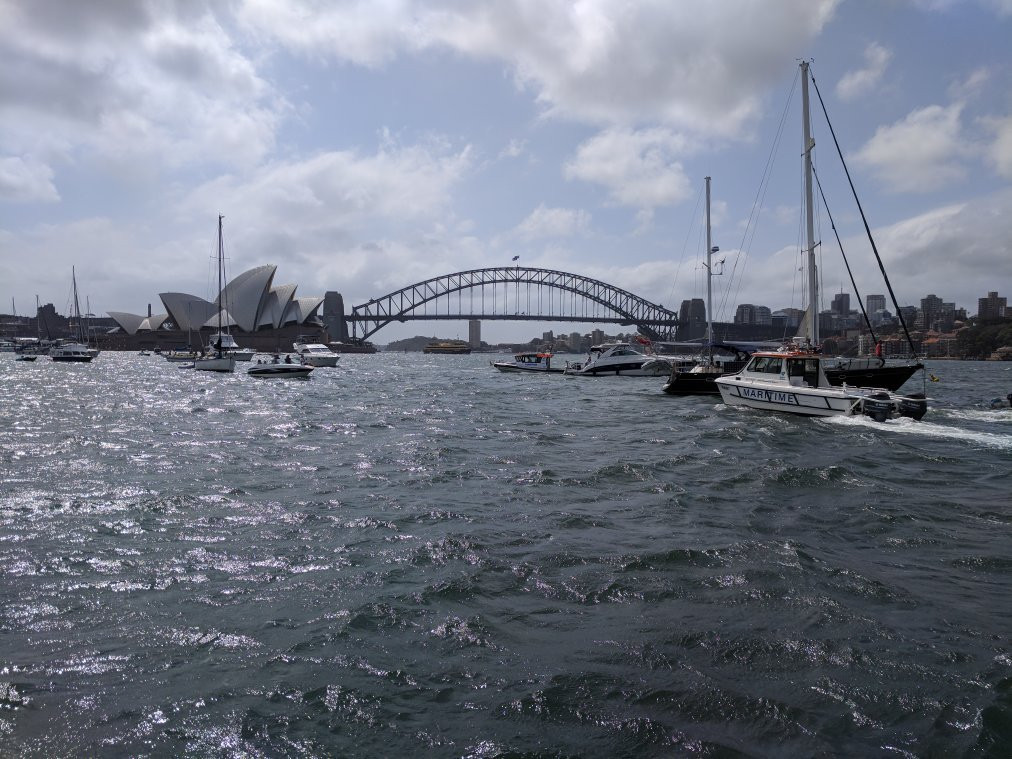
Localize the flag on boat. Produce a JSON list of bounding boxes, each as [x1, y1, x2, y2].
[[511, 255, 520, 261]]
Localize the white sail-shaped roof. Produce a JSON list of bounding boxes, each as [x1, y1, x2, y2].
[[201, 309, 239, 330], [107, 311, 146, 335], [256, 284, 297, 329], [140, 314, 169, 332], [281, 296, 324, 326], [216, 265, 275, 332], [160, 293, 218, 332], [107, 312, 170, 335]]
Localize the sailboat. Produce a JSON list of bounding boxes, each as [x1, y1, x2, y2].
[[194, 215, 237, 373], [663, 177, 750, 395], [715, 62, 927, 422], [792, 62, 923, 390], [50, 268, 95, 362]]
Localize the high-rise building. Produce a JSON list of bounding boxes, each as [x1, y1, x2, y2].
[[468, 319, 481, 348], [978, 291, 1007, 321], [831, 292, 850, 315], [866, 294, 886, 313], [734, 304, 772, 325], [918, 294, 955, 331]]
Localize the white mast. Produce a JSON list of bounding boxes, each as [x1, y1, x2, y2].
[[801, 60, 819, 345], [705, 176, 712, 347]]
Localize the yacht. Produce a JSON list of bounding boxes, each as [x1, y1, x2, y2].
[[714, 344, 927, 422], [50, 340, 94, 362], [565, 343, 677, 377], [291, 339, 339, 367]]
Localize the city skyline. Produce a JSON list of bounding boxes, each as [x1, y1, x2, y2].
[[2, 1, 1011, 343]]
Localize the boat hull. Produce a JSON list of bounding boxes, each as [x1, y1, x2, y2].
[[825, 362, 923, 392], [492, 362, 563, 373], [716, 379, 861, 417], [247, 365, 313, 379], [194, 356, 236, 373], [299, 355, 338, 367]]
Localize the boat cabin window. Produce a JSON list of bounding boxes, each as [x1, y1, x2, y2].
[[750, 356, 783, 374], [787, 358, 820, 387]]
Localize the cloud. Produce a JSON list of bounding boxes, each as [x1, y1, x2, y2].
[[984, 115, 1012, 178], [565, 128, 693, 213], [836, 42, 892, 101], [514, 205, 591, 240], [240, 0, 839, 136], [0, 1, 283, 190], [852, 104, 971, 192], [948, 66, 990, 100], [0, 156, 59, 202]]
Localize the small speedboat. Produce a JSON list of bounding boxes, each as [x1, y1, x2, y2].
[[16, 354, 37, 362], [491, 351, 563, 373], [248, 355, 313, 379]]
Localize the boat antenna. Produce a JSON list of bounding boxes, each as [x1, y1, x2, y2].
[[811, 165, 878, 343], [808, 67, 918, 357]]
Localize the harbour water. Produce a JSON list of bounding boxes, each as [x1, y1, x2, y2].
[[1, 353, 1010, 756]]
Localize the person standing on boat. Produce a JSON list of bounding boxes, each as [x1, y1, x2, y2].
[[874, 341, 883, 359]]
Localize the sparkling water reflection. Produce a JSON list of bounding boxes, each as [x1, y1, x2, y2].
[[1, 352, 1010, 756]]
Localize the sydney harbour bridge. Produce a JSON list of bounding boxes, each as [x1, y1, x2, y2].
[[332, 266, 682, 342]]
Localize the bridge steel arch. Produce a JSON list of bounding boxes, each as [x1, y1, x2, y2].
[[348, 266, 679, 341]]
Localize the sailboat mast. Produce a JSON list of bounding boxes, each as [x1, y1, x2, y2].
[[704, 176, 713, 357], [217, 214, 223, 356], [72, 266, 83, 343], [801, 60, 819, 345]]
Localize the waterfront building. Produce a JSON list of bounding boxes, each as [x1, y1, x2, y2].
[[978, 291, 1007, 321], [107, 264, 324, 338], [468, 320, 481, 348]]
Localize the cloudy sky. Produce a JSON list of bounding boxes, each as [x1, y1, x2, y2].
[[2, 0, 1011, 342]]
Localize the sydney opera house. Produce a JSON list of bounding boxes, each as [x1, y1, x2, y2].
[[105, 265, 327, 350]]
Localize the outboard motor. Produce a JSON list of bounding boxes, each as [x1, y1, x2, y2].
[[899, 392, 928, 421], [862, 392, 893, 423]]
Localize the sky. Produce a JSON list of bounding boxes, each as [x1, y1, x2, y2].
[[2, 0, 1011, 343]]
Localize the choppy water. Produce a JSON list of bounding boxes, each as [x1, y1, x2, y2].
[[1, 352, 1010, 757]]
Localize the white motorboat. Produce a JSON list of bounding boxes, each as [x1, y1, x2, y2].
[[565, 342, 676, 377], [715, 345, 927, 422], [248, 354, 313, 379], [194, 216, 236, 374], [291, 340, 339, 367], [492, 351, 563, 373], [50, 340, 94, 362]]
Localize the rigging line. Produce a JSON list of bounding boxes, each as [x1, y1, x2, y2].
[[666, 184, 704, 309], [812, 165, 877, 343], [809, 65, 918, 357], [719, 66, 799, 323]]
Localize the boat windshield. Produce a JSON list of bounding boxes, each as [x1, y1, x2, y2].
[[749, 356, 783, 374]]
